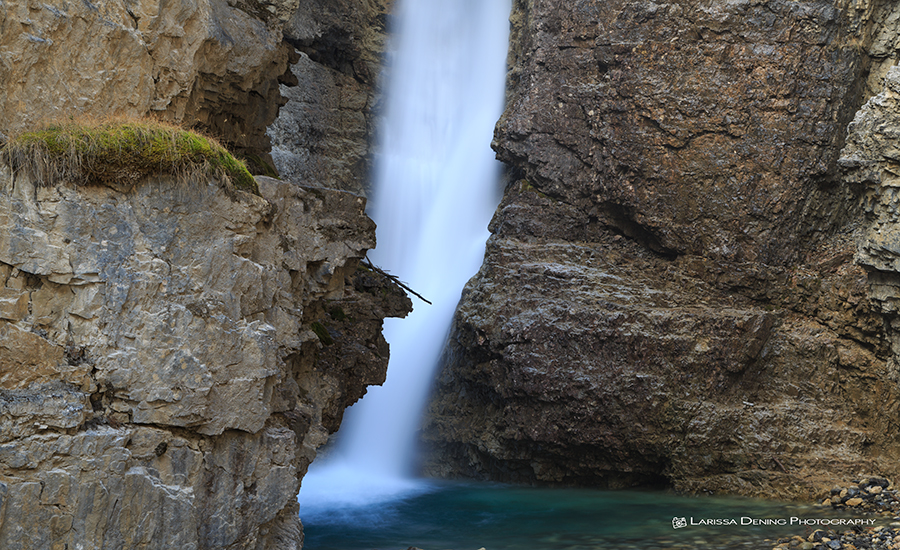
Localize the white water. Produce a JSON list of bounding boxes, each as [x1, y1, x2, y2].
[[298, 0, 511, 511]]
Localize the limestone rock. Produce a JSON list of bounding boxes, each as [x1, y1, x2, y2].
[[840, 66, 900, 458], [269, 52, 374, 194], [845, 66, 900, 307], [0, 167, 410, 549], [423, 206, 886, 494], [268, 0, 392, 193], [0, 0, 409, 546], [0, 0, 298, 163], [495, 0, 883, 264], [423, 0, 900, 498]]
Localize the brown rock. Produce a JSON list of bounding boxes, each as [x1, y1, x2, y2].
[[0, 288, 29, 321], [0, 0, 299, 166], [495, 0, 881, 265], [0, 323, 65, 389], [422, 0, 900, 497]]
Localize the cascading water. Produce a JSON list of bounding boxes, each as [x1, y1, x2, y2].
[[291, 3, 873, 548], [297, 0, 512, 510]]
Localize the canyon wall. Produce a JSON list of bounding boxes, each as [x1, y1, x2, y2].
[[0, 169, 409, 549], [423, 0, 900, 499], [0, 0, 403, 548], [268, 0, 392, 194], [0, 0, 391, 186], [0, 0, 304, 167], [13, 0, 900, 540]]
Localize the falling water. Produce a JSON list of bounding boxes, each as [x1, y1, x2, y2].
[[297, 0, 511, 510]]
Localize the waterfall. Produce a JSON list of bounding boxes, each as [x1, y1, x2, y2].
[[297, 0, 511, 510]]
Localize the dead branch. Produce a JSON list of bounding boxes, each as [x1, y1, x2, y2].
[[362, 255, 433, 305]]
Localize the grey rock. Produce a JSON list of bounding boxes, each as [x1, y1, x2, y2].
[[0, 168, 410, 549], [269, 0, 391, 193]]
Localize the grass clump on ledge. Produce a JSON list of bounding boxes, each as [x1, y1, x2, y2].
[[0, 118, 259, 195]]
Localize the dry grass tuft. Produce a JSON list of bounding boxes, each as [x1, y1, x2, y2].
[[0, 118, 259, 195]]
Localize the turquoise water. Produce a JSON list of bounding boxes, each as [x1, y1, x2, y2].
[[299, 482, 873, 550]]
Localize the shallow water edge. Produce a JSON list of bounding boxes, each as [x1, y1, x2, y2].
[[299, 480, 885, 550]]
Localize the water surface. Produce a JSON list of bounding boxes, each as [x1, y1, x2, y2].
[[300, 482, 869, 550]]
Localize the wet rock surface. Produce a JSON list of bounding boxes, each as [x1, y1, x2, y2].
[[423, 0, 900, 497], [0, 169, 410, 549], [767, 477, 900, 550]]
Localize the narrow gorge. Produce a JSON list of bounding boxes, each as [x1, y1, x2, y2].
[[6, 0, 900, 549]]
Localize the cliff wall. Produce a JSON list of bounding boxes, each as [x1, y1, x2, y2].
[[423, 0, 900, 498], [0, 168, 409, 549], [0, 1, 406, 548], [267, 0, 392, 194], [0, 0, 305, 166], [0, 0, 391, 186]]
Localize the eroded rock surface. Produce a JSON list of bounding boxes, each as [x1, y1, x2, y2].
[[268, 0, 392, 194], [845, 66, 900, 304], [423, 0, 900, 498], [0, 168, 410, 549], [0, 0, 298, 164]]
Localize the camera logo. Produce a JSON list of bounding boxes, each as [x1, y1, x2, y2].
[[672, 517, 688, 529]]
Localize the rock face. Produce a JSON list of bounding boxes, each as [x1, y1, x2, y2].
[[0, 0, 299, 166], [268, 0, 392, 194], [844, 65, 900, 315], [423, 0, 900, 498], [0, 1, 415, 546], [0, 168, 410, 549]]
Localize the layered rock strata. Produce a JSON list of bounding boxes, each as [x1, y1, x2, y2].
[[423, 0, 900, 498], [844, 65, 900, 319], [268, 0, 392, 194], [0, 168, 409, 549], [0, 0, 413, 546], [0, 0, 299, 165]]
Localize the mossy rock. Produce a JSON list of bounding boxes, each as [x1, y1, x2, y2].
[[310, 321, 334, 346], [0, 119, 259, 195], [328, 306, 347, 321], [519, 179, 550, 199]]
